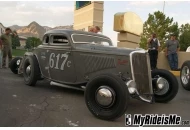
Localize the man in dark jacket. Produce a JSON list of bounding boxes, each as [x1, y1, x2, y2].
[[148, 33, 160, 70]]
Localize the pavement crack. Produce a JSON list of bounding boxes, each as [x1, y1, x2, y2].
[[20, 96, 49, 126]]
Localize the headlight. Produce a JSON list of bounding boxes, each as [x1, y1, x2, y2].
[[126, 80, 137, 94]]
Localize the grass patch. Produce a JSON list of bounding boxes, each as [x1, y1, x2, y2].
[[12, 49, 27, 57]]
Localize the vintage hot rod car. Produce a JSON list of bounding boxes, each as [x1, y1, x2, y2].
[[10, 29, 178, 120]]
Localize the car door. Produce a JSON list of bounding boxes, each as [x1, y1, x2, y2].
[[47, 34, 76, 83], [36, 34, 51, 78]]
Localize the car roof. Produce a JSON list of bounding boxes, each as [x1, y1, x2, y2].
[[44, 29, 111, 40]]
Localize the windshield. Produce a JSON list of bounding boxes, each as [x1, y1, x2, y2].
[[71, 34, 113, 46]]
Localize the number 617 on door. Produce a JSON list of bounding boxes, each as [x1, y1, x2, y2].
[[49, 52, 71, 70]]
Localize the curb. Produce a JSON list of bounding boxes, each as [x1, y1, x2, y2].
[[170, 71, 180, 77]]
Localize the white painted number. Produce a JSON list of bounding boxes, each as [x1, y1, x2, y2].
[[49, 52, 70, 70], [60, 53, 69, 70], [55, 54, 60, 69], [49, 53, 55, 68]]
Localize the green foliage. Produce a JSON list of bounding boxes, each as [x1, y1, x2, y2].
[[179, 23, 190, 51], [139, 11, 179, 50], [12, 35, 20, 49], [12, 49, 27, 56], [25, 37, 32, 49], [139, 35, 148, 50], [25, 37, 42, 49]]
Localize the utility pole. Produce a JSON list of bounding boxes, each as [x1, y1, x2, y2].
[[163, 1, 165, 14]]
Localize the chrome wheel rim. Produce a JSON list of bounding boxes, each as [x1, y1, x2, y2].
[[154, 77, 170, 95], [181, 66, 190, 85], [95, 86, 115, 108], [26, 65, 31, 77], [16, 59, 21, 66]]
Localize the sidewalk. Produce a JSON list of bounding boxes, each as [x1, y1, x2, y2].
[[170, 71, 180, 76]]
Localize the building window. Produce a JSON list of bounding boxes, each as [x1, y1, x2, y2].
[[76, 1, 91, 10]]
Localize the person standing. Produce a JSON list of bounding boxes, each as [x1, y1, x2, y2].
[[0, 28, 14, 68], [89, 26, 95, 32], [93, 26, 101, 34], [148, 33, 160, 70], [165, 34, 180, 71]]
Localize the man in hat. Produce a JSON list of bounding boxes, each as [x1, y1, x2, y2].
[[148, 33, 160, 70], [165, 33, 180, 71]]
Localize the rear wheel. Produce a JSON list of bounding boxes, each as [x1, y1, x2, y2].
[[85, 74, 130, 120], [180, 61, 190, 90], [152, 69, 178, 103], [9, 57, 22, 74], [23, 55, 41, 86]]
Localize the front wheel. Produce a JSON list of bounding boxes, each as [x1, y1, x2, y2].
[[23, 55, 41, 86], [152, 69, 178, 103], [180, 61, 190, 91], [85, 74, 130, 120]]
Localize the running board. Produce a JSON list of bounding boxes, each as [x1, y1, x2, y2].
[[50, 81, 85, 91]]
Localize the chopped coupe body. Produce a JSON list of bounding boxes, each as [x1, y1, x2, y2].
[[10, 29, 179, 120]]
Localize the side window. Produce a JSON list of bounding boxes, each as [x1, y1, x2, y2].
[[43, 35, 49, 44], [51, 35, 69, 45], [101, 42, 110, 46]]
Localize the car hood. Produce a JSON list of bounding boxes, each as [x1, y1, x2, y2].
[[75, 44, 145, 55]]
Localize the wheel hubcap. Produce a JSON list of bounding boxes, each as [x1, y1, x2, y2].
[[26, 65, 31, 77], [154, 77, 170, 95], [181, 66, 190, 85], [96, 86, 115, 107], [16, 60, 21, 65]]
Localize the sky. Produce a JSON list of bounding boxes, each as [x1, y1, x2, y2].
[[0, 1, 190, 46]]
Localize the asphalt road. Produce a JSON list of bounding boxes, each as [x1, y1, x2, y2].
[[0, 68, 190, 127]]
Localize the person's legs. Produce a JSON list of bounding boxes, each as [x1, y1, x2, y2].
[[151, 50, 157, 69], [173, 53, 178, 70], [167, 54, 175, 70], [154, 50, 158, 69], [148, 50, 154, 69], [2, 46, 8, 67], [8, 47, 12, 62]]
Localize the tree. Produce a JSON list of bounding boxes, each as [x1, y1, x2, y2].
[[12, 35, 20, 49], [25, 37, 32, 49], [139, 11, 179, 50], [25, 37, 42, 50], [179, 23, 190, 51]]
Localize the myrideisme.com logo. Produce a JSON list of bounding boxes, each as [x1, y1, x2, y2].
[[125, 114, 189, 126]]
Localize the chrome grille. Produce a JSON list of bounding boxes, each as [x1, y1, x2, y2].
[[131, 51, 153, 99]]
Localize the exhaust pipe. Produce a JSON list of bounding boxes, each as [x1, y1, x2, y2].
[[50, 81, 85, 91]]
